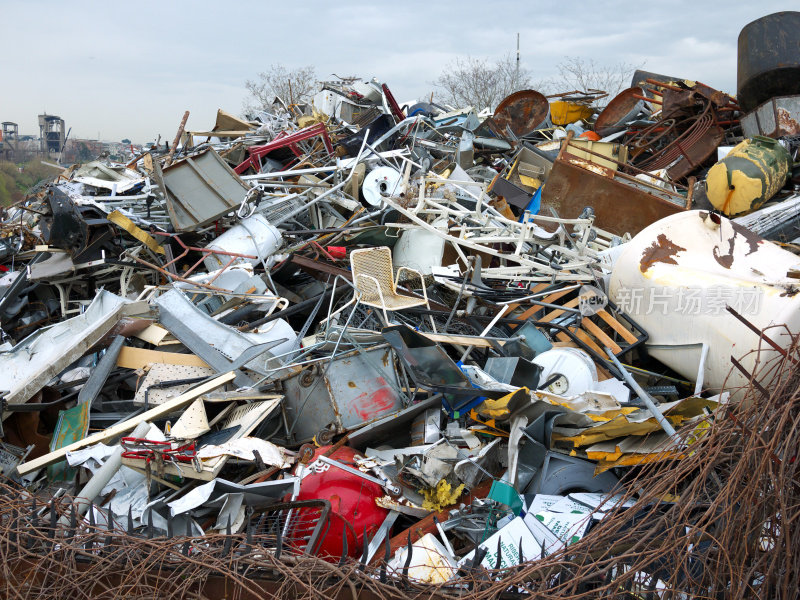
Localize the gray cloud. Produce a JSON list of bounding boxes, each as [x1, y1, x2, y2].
[[0, 0, 790, 142]]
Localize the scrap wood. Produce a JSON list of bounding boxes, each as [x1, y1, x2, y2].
[[116, 345, 210, 369], [16, 371, 234, 475]]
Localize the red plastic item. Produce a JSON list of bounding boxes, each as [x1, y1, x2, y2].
[[579, 130, 601, 141], [326, 246, 346, 259], [288, 446, 389, 560]]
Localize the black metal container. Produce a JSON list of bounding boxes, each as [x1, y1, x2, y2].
[[737, 11, 800, 112]]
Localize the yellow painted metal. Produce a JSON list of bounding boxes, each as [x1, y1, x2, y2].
[[107, 210, 165, 255], [706, 136, 791, 216], [549, 101, 594, 126]]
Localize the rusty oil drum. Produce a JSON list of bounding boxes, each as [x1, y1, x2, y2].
[[737, 11, 800, 112]]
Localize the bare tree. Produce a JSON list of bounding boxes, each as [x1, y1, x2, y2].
[[554, 57, 641, 106], [244, 64, 318, 113], [434, 54, 543, 111]]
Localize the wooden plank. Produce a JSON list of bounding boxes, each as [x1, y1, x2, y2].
[[505, 283, 547, 319], [508, 287, 576, 328], [555, 332, 572, 346], [554, 334, 613, 380], [539, 297, 581, 323], [582, 319, 623, 354], [571, 327, 605, 355], [16, 372, 235, 475], [125, 465, 182, 490], [121, 457, 220, 482], [117, 346, 209, 369], [596, 309, 638, 344], [132, 324, 170, 346]]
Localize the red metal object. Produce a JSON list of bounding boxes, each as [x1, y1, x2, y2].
[[381, 83, 405, 123], [128, 231, 257, 292], [120, 438, 197, 465], [234, 123, 334, 174], [288, 445, 388, 561], [326, 246, 346, 259]]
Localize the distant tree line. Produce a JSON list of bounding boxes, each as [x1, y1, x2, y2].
[[242, 56, 639, 116]]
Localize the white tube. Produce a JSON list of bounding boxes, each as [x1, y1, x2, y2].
[[61, 421, 151, 525]]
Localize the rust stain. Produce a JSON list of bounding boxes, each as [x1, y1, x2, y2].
[[492, 90, 549, 137], [713, 235, 736, 269], [729, 221, 762, 255], [639, 234, 687, 273], [322, 377, 342, 423], [348, 381, 356, 388], [777, 107, 800, 136]]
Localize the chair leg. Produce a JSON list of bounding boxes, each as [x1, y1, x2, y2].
[[419, 277, 437, 333], [328, 300, 360, 361]]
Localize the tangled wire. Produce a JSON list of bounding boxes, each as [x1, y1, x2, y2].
[[1, 336, 798, 599]]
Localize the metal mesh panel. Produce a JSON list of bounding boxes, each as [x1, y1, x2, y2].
[[250, 499, 331, 556]]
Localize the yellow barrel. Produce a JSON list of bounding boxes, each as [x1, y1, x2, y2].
[[706, 136, 791, 215]]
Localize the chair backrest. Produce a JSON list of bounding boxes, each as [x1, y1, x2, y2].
[[350, 246, 396, 304]]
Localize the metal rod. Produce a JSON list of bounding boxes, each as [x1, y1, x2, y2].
[[605, 348, 679, 441], [726, 305, 799, 365], [459, 305, 512, 362]]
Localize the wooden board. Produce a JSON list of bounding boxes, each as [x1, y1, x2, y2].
[[117, 346, 209, 369], [16, 372, 234, 476]]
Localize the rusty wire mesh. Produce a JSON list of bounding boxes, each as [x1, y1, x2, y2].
[[0, 337, 798, 599]]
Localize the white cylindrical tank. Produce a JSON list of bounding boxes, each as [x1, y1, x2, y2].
[[608, 210, 800, 397], [204, 213, 282, 272]]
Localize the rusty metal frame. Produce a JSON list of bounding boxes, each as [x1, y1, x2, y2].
[[127, 231, 258, 293]]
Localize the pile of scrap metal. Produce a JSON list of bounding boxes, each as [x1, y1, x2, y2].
[[0, 11, 799, 597]]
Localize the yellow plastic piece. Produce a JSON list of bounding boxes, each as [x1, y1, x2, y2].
[[475, 388, 530, 420], [421, 479, 465, 512], [518, 175, 541, 189]]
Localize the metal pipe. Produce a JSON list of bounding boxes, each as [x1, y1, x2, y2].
[[459, 305, 512, 362], [270, 131, 371, 226], [59, 421, 151, 526], [241, 165, 344, 180], [605, 348, 679, 441]]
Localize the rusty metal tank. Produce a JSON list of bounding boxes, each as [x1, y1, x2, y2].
[[737, 11, 800, 112], [706, 136, 791, 216], [492, 90, 550, 137]]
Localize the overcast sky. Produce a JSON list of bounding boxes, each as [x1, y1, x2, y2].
[[0, 1, 793, 143]]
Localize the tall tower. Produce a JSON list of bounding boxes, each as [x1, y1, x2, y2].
[[38, 114, 66, 155], [1, 122, 19, 160]]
